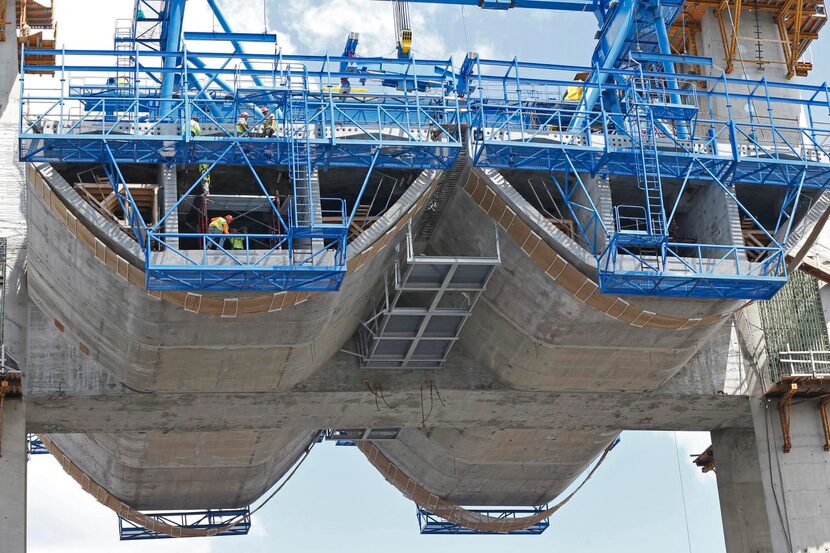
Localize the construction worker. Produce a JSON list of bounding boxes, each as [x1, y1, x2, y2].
[[229, 229, 245, 250], [261, 107, 276, 138], [198, 162, 211, 194], [190, 116, 201, 137], [236, 112, 249, 135], [208, 214, 234, 249]]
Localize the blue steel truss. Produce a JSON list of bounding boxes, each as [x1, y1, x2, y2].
[[16, 0, 830, 299], [19, 48, 460, 293], [416, 506, 550, 535], [466, 55, 830, 299], [118, 508, 251, 540]]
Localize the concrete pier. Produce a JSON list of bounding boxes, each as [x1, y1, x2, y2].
[[0, 398, 26, 553]]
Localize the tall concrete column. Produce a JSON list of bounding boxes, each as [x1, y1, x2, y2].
[[715, 398, 830, 553], [712, 426, 777, 553], [0, 398, 26, 553]]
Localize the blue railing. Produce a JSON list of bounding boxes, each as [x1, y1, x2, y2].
[[597, 237, 787, 299], [118, 508, 251, 541], [145, 198, 348, 292], [19, 49, 462, 169], [416, 506, 550, 535]]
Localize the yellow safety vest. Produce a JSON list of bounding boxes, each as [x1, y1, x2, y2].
[[229, 236, 244, 250], [209, 217, 228, 232]]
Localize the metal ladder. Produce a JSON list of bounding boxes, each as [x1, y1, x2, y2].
[[630, 95, 666, 239], [286, 92, 317, 229]]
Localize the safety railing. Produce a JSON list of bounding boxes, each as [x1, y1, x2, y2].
[[466, 58, 830, 181], [144, 226, 348, 292], [19, 48, 462, 168], [597, 237, 787, 298], [614, 205, 649, 234], [777, 349, 830, 377]]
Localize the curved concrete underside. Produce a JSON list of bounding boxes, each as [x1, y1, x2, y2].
[[47, 430, 315, 510], [373, 427, 618, 505], [26, 164, 441, 393], [434, 168, 741, 391], [24, 157, 778, 512]]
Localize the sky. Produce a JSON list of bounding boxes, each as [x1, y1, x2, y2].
[[24, 0, 830, 551]]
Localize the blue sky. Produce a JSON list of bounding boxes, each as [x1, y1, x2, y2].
[[26, 0, 830, 550], [28, 431, 723, 553]]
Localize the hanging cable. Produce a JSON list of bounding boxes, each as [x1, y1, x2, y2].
[[673, 432, 694, 553], [460, 6, 470, 54]]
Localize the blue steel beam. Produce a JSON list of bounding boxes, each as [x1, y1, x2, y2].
[[184, 31, 278, 42], [370, 0, 608, 12], [159, 0, 186, 115], [570, 0, 636, 130], [204, 0, 268, 88]]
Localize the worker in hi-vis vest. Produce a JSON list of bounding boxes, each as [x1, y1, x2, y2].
[[229, 229, 245, 250], [208, 215, 234, 249], [236, 112, 249, 135], [190, 116, 201, 137]]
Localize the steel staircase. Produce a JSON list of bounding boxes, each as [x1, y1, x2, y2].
[[418, 147, 468, 240]]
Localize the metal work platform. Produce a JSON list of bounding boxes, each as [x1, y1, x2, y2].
[[18, 49, 462, 171], [416, 506, 550, 535], [145, 225, 348, 292], [16, 0, 830, 300], [118, 508, 251, 540], [323, 428, 401, 446], [358, 224, 500, 369], [597, 238, 788, 299]]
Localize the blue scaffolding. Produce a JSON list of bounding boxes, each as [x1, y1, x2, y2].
[[465, 53, 830, 298], [118, 508, 251, 540], [16, 0, 830, 299], [27, 434, 49, 455], [20, 47, 461, 293], [416, 506, 550, 535]]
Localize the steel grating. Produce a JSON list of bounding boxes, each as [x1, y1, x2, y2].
[[358, 224, 500, 369]]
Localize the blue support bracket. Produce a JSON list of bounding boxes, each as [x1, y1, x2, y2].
[[118, 508, 251, 541], [416, 506, 550, 535]]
